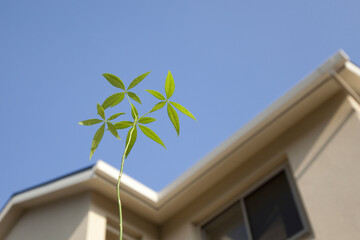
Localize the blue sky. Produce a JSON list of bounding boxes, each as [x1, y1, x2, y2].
[[1, 0, 360, 209]]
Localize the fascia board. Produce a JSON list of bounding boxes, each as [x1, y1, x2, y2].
[[154, 50, 349, 215], [93, 160, 159, 204]]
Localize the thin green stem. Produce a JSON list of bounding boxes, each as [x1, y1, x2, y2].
[[127, 93, 154, 119], [139, 109, 152, 119], [126, 94, 132, 107], [117, 121, 136, 240], [116, 93, 153, 240]]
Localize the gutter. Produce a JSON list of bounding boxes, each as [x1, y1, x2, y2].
[[155, 50, 350, 208]]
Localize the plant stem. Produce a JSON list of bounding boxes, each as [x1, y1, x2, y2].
[[117, 167, 123, 240], [117, 94, 153, 240], [139, 109, 152, 119], [126, 92, 154, 120], [117, 121, 136, 240]]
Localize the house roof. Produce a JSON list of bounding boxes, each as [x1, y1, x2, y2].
[[1, 50, 360, 234]]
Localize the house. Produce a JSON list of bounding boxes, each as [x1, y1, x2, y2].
[[1, 50, 360, 240]]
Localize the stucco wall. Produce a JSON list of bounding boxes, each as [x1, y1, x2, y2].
[[288, 95, 360, 239], [160, 93, 360, 240], [4, 191, 160, 240], [90, 192, 160, 240], [5, 192, 91, 240]]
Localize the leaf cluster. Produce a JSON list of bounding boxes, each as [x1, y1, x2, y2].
[[79, 71, 196, 160]]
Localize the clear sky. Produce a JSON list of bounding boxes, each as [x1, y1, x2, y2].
[[1, 0, 360, 209]]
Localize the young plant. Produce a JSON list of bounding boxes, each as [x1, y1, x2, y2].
[[79, 71, 196, 240]]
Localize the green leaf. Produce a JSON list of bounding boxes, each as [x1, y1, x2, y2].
[[150, 101, 166, 113], [97, 104, 105, 120], [102, 93, 125, 109], [127, 72, 150, 90], [127, 92, 142, 104], [107, 122, 121, 140], [167, 103, 180, 136], [79, 119, 103, 126], [170, 102, 197, 121], [111, 92, 125, 107], [103, 73, 125, 90], [107, 112, 125, 121], [125, 125, 137, 158], [130, 103, 138, 119], [165, 70, 175, 99], [139, 125, 166, 149], [145, 89, 166, 100], [114, 121, 133, 129], [90, 123, 105, 160], [138, 117, 156, 124]]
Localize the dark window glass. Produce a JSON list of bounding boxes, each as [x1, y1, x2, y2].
[[244, 171, 304, 240], [202, 202, 249, 240]]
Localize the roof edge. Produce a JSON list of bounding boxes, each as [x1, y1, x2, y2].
[[157, 49, 349, 204], [93, 160, 159, 203], [0, 166, 94, 227]]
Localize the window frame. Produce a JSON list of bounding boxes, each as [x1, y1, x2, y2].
[[200, 164, 312, 240]]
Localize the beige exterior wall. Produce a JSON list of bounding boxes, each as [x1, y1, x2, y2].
[[3, 191, 160, 240], [5, 192, 91, 240], [288, 94, 360, 239], [90, 192, 159, 240], [160, 92, 360, 240]]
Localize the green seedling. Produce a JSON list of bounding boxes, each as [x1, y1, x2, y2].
[[79, 71, 196, 240]]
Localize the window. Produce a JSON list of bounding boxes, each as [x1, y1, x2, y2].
[[202, 203, 249, 240], [202, 168, 309, 240]]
